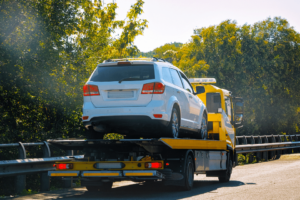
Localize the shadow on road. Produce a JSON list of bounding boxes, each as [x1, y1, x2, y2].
[[53, 180, 254, 199]]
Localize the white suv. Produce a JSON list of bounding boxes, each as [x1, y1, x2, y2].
[[82, 58, 207, 139]]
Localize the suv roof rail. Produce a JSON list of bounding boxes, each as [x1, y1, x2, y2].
[[103, 57, 167, 63]]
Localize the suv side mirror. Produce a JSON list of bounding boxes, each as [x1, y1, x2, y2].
[[233, 98, 244, 128], [194, 86, 205, 95]]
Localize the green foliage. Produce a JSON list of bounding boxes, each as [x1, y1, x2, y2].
[[0, 0, 147, 195], [75, 177, 81, 187], [20, 189, 38, 196], [137, 42, 183, 61], [153, 42, 182, 62], [173, 17, 300, 136], [0, 0, 147, 142], [136, 50, 155, 58], [238, 153, 257, 165], [238, 154, 246, 165], [104, 133, 124, 140]]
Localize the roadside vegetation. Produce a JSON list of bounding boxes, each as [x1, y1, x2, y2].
[[0, 0, 300, 196], [0, 0, 147, 195], [150, 18, 300, 137]]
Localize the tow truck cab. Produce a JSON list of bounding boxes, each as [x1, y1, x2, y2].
[[189, 78, 244, 148]]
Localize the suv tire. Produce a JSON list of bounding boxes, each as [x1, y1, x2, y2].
[[197, 113, 208, 139], [165, 107, 180, 138]]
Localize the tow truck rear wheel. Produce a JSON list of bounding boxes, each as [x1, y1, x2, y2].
[[182, 155, 194, 191], [218, 154, 232, 183]]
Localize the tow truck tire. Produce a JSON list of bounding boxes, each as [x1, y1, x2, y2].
[[218, 155, 233, 183], [182, 155, 194, 191], [165, 107, 181, 138]]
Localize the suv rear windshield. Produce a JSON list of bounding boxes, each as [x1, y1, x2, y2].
[[90, 64, 155, 82]]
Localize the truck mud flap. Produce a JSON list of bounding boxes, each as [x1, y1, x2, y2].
[[48, 171, 80, 177]]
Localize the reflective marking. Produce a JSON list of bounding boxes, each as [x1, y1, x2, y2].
[[83, 173, 119, 176], [125, 173, 153, 176], [50, 173, 78, 176]]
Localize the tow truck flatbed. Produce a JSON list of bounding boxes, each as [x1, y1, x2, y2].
[[48, 138, 233, 191], [48, 138, 228, 151]]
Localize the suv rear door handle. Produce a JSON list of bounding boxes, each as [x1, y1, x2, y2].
[[189, 95, 193, 99], [177, 90, 181, 94]]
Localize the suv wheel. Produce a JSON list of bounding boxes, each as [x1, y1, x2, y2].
[[165, 107, 180, 138], [197, 113, 207, 139]]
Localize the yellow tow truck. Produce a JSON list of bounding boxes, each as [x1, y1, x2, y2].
[[48, 78, 244, 192], [189, 78, 244, 145]]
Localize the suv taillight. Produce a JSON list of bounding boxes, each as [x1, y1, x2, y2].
[[141, 83, 154, 94], [141, 82, 165, 94], [153, 82, 165, 94], [83, 85, 100, 96]]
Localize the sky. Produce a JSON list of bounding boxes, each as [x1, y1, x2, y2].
[[105, 0, 300, 52]]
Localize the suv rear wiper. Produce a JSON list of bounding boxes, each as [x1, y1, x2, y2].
[[118, 77, 145, 83]]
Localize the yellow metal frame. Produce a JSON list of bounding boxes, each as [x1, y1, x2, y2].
[[83, 172, 120, 177], [124, 173, 154, 176], [160, 138, 227, 150], [54, 160, 164, 171], [50, 173, 78, 176]]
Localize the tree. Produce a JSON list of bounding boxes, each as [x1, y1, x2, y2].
[[174, 17, 300, 135], [0, 0, 147, 195]]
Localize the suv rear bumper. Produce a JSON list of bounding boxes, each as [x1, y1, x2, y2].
[[83, 116, 169, 128], [83, 116, 169, 136], [82, 102, 169, 125], [82, 102, 170, 135]]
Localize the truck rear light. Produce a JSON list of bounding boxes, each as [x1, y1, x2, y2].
[[82, 116, 89, 120], [94, 163, 125, 169], [141, 83, 154, 94], [56, 163, 73, 170], [145, 162, 162, 169], [153, 82, 165, 94], [153, 114, 162, 118], [141, 82, 165, 94], [83, 85, 100, 96]]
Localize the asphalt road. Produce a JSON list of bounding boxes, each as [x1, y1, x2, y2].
[[10, 155, 300, 200]]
